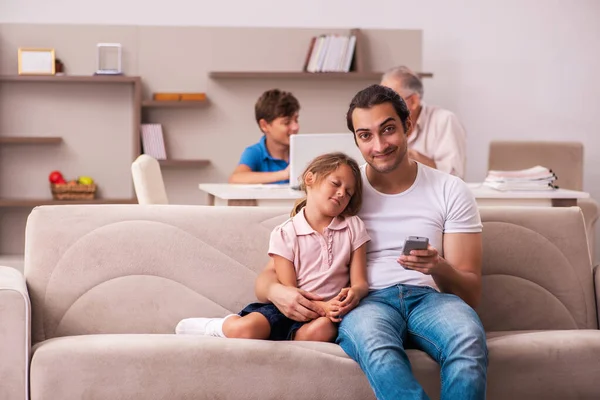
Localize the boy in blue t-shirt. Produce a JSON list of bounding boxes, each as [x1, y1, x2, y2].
[[229, 89, 300, 184]]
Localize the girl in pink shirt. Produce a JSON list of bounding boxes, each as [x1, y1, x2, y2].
[[176, 152, 370, 342]]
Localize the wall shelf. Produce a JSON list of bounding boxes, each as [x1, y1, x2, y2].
[[0, 73, 143, 255], [208, 29, 433, 81], [158, 159, 211, 168], [0, 136, 63, 144], [0, 198, 137, 207], [209, 71, 434, 80], [142, 100, 207, 108], [0, 75, 141, 84]]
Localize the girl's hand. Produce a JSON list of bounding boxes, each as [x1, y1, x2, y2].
[[316, 299, 343, 323], [337, 287, 361, 317], [336, 287, 350, 302]]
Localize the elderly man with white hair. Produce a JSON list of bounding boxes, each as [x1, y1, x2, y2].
[[381, 66, 467, 179]]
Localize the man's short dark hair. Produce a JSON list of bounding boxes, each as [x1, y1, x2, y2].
[[346, 84, 410, 134], [255, 89, 300, 129]]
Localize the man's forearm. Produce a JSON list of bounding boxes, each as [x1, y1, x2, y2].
[[255, 267, 280, 303], [254, 267, 325, 321], [432, 259, 481, 308], [229, 170, 285, 184]]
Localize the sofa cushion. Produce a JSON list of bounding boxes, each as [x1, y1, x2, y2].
[[30, 334, 377, 400], [25, 205, 290, 343], [485, 330, 600, 399], [30, 330, 600, 400], [476, 207, 596, 331]]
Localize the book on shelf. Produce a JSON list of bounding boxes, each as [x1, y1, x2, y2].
[[140, 124, 167, 160], [483, 165, 558, 191], [303, 34, 357, 73]]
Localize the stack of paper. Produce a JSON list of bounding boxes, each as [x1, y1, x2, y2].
[[140, 124, 167, 160], [484, 166, 557, 191]]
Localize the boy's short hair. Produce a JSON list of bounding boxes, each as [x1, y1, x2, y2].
[[255, 89, 300, 130]]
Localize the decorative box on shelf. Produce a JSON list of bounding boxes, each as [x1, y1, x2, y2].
[[50, 183, 97, 200], [152, 92, 207, 102]]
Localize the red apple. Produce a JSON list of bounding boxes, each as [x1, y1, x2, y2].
[[49, 170, 64, 183]]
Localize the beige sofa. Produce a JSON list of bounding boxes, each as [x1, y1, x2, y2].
[[1, 205, 600, 400]]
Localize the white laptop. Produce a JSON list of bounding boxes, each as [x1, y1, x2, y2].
[[289, 133, 366, 190]]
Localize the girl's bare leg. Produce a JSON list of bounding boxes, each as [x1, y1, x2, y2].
[[294, 317, 337, 342], [222, 312, 271, 339]]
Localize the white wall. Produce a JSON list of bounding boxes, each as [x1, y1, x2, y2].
[[3, 0, 600, 255], [3, 0, 599, 181]]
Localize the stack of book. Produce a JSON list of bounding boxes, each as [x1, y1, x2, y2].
[[303, 34, 357, 73], [483, 166, 558, 191]]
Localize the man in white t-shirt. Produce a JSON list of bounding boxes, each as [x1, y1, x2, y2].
[[381, 66, 467, 179], [255, 85, 486, 400]]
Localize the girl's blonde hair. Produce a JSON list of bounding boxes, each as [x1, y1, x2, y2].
[[290, 152, 363, 217]]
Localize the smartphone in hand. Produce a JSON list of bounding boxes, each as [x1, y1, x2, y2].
[[402, 236, 429, 255]]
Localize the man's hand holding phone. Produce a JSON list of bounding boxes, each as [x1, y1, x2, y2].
[[398, 236, 442, 275]]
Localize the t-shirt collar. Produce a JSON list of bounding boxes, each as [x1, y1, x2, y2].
[[292, 208, 348, 235], [259, 135, 277, 161]]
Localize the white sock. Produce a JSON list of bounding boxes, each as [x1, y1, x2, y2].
[[175, 314, 237, 337], [208, 314, 237, 337]]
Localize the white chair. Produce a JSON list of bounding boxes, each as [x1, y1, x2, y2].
[[131, 155, 169, 205]]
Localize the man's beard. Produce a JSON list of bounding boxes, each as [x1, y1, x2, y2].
[[369, 142, 407, 174]]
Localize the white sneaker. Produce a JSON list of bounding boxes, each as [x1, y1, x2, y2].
[[175, 314, 236, 337]]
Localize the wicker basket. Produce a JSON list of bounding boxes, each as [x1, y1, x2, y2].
[[50, 183, 97, 200]]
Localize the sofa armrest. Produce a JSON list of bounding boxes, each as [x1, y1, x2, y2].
[[0, 266, 30, 400], [595, 265, 600, 329]]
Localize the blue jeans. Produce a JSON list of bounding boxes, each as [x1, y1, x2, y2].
[[337, 284, 488, 400]]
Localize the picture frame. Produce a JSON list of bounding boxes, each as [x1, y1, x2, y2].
[[95, 43, 123, 75], [18, 48, 56, 75]]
